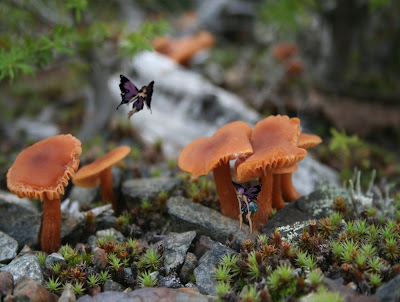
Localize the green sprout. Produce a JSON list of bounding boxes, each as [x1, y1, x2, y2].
[[369, 273, 382, 288], [215, 281, 232, 297], [99, 270, 111, 284], [214, 264, 233, 283], [87, 273, 101, 287], [45, 277, 62, 294], [138, 271, 157, 287], [219, 253, 240, 276], [51, 262, 62, 274], [108, 253, 122, 270], [141, 199, 152, 210], [383, 237, 400, 261], [307, 269, 324, 287], [308, 286, 344, 302], [37, 252, 46, 266], [116, 213, 130, 227], [367, 256, 384, 273], [143, 248, 162, 271], [240, 285, 260, 302], [257, 234, 269, 245], [72, 282, 85, 297], [267, 263, 296, 300]]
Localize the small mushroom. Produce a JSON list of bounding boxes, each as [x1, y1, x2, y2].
[[178, 121, 253, 219], [235, 115, 307, 230], [7, 134, 82, 253], [281, 133, 322, 202], [72, 146, 131, 213]]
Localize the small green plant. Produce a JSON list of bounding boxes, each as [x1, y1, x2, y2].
[[267, 263, 296, 300], [141, 199, 152, 210], [138, 271, 157, 287], [72, 282, 85, 297], [214, 264, 233, 283], [215, 281, 232, 297], [307, 269, 324, 287], [51, 262, 62, 274], [45, 277, 62, 294], [240, 285, 260, 302], [37, 252, 46, 266], [99, 270, 111, 284], [87, 273, 100, 287], [142, 248, 162, 271], [219, 253, 240, 276]]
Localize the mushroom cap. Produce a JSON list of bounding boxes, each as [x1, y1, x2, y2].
[[298, 133, 322, 149], [73, 146, 131, 188], [178, 121, 253, 176], [6, 134, 82, 201], [235, 115, 307, 182]]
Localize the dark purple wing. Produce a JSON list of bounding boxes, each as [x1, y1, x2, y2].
[[117, 75, 139, 109], [145, 81, 154, 110], [232, 181, 246, 195], [244, 184, 262, 202], [132, 97, 145, 112]]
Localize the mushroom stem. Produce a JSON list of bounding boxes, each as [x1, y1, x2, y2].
[[99, 167, 117, 212], [252, 171, 273, 231], [272, 174, 286, 210], [281, 173, 301, 202], [41, 197, 61, 253], [213, 163, 240, 219]]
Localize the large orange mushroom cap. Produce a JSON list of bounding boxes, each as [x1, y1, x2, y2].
[[7, 134, 82, 201], [6, 134, 82, 253], [236, 115, 307, 182], [178, 121, 253, 219], [178, 121, 253, 176], [73, 146, 131, 188]]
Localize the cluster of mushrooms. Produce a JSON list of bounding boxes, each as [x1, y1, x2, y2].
[[6, 114, 320, 254], [6, 135, 131, 253], [178, 115, 322, 232]]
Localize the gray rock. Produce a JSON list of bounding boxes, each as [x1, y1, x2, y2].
[[0, 190, 41, 249], [77, 287, 214, 302], [0, 231, 18, 263], [122, 177, 182, 208], [374, 273, 400, 302], [0, 254, 43, 285], [180, 252, 198, 285], [293, 156, 341, 196], [167, 196, 257, 250], [58, 283, 76, 302], [61, 211, 85, 246], [157, 274, 182, 289], [44, 253, 65, 270], [97, 215, 117, 231], [194, 243, 236, 295], [153, 231, 196, 274], [263, 185, 348, 241], [68, 186, 99, 206], [103, 280, 126, 292]]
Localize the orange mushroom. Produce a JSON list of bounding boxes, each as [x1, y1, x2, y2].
[[72, 146, 131, 213], [281, 133, 322, 202], [178, 121, 253, 219], [152, 31, 215, 66], [6, 134, 82, 253], [271, 42, 298, 62], [235, 115, 307, 230]]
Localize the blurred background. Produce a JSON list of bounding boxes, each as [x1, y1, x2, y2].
[[0, 0, 399, 190]]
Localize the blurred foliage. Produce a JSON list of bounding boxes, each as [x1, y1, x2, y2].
[[0, 0, 168, 81], [318, 128, 399, 183], [258, 0, 392, 32]]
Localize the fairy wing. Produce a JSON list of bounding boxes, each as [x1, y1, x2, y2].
[[145, 81, 154, 111], [117, 75, 139, 109], [232, 181, 246, 195], [244, 184, 262, 202]]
